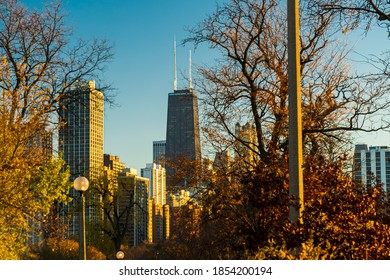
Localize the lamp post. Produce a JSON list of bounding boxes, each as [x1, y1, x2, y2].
[[74, 176, 89, 260]]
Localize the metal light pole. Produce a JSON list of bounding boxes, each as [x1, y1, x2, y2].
[[288, 0, 304, 223], [74, 176, 89, 260]]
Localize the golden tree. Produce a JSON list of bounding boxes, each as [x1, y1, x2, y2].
[[0, 0, 113, 259]]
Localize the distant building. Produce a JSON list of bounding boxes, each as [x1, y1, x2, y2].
[[353, 144, 390, 192], [103, 154, 125, 188], [234, 122, 258, 169], [152, 203, 170, 242], [27, 129, 53, 164], [141, 163, 166, 205], [118, 168, 149, 246], [141, 163, 170, 242], [167, 189, 191, 208], [165, 88, 201, 186], [213, 150, 232, 173], [58, 80, 104, 237], [102, 154, 125, 236], [26, 129, 53, 245], [153, 140, 166, 166], [165, 42, 201, 187], [104, 154, 125, 176], [147, 198, 154, 243]]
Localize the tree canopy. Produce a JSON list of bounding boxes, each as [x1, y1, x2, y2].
[[164, 0, 390, 259], [0, 0, 113, 259]]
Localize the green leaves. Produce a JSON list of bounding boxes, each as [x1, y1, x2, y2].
[[0, 155, 70, 259]]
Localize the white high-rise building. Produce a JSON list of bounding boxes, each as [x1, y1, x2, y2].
[[141, 163, 167, 205], [353, 144, 390, 192]]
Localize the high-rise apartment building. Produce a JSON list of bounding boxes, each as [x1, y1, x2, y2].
[[152, 204, 170, 243], [59, 80, 104, 179], [353, 144, 390, 192], [59, 80, 104, 236], [104, 154, 125, 185], [141, 163, 170, 242], [102, 154, 125, 236], [165, 41, 201, 186], [141, 163, 166, 205], [153, 140, 166, 166], [118, 168, 149, 246]]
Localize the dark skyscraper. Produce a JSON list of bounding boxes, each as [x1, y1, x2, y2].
[[165, 88, 201, 186], [165, 41, 201, 186]]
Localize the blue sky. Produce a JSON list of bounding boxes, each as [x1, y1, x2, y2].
[[56, 0, 220, 171], [22, 0, 389, 171]]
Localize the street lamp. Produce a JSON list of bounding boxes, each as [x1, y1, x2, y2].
[[74, 176, 89, 260]]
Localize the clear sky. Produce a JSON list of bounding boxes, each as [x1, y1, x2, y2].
[[22, 0, 389, 171], [30, 0, 221, 171]]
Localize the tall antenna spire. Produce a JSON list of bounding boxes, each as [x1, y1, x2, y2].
[[189, 50, 192, 90], [174, 36, 177, 91]]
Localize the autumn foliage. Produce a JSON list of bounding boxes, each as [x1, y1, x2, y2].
[[168, 155, 390, 260]]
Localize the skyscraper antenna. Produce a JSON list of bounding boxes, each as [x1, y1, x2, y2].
[[174, 36, 177, 91], [189, 50, 192, 90]]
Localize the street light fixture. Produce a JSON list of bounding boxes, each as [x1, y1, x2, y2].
[[74, 176, 89, 260]]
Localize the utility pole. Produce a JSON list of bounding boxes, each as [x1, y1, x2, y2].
[[287, 0, 304, 223]]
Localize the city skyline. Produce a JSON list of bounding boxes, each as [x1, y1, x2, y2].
[[2, 0, 390, 263], [23, 0, 390, 172]]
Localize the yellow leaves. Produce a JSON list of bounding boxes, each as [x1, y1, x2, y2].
[[0, 151, 70, 258], [1, 55, 7, 65], [341, 27, 350, 35]]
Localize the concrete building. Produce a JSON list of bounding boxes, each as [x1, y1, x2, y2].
[[353, 144, 390, 192], [141, 163, 166, 205], [117, 168, 149, 246], [167, 189, 191, 208], [104, 154, 125, 177], [151, 203, 170, 243], [141, 163, 170, 243], [58, 80, 104, 237]]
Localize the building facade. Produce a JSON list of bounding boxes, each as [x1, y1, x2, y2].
[[152, 203, 170, 243], [117, 168, 150, 247], [353, 144, 390, 192], [141, 163, 170, 243], [104, 154, 125, 186], [141, 163, 166, 205], [58, 80, 104, 236], [153, 140, 166, 166], [165, 88, 201, 186]]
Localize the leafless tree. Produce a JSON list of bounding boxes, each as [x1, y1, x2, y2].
[[186, 0, 390, 164], [179, 0, 390, 258], [310, 0, 390, 36]]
